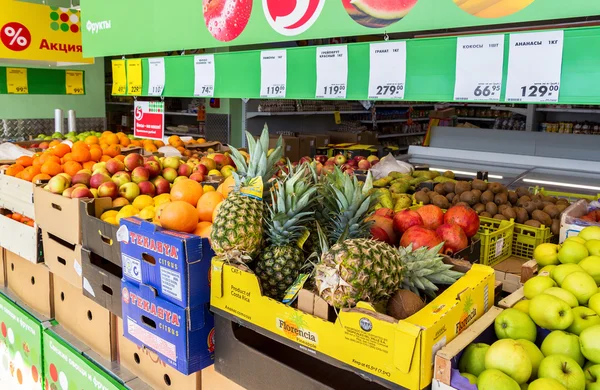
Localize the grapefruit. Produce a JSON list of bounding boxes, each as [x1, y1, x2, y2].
[[350, 0, 418, 20], [158, 201, 199, 233], [197, 191, 224, 222], [170, 179, 204, 206]]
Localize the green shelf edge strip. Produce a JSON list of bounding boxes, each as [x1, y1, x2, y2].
[[115, 26, 600, 104], [0, 67, 86, 95]]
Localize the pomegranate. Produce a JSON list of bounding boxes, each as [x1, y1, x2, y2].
[[393, 210, 423, 235], [400, 226, 443, 251], [374, 208, 394, 219], [436, 224, 469, 255], [416, 205, 444, 230], [368, 215, 397, 245], [444, 205, 480, 238]]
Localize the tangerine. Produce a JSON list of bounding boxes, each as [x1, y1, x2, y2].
[[193, 221, 212, 238], [5, 164, 24, 176], [63, 161, 83, 177], [89, 147, 103, 162], [83, 161, 96, 170], [16, 156, 33, 167], [52, 144, 70, 158], [48, 140, 61, 148], [170, 179, 203, 206], [104, 144, 121, 158], [197, 191, 224, 222], [72, 147, 91, 163], [41, 161, 63, 176], [31, 173, 51, 183], [39, 153, 60, 165], [85, 136, 99, 145]]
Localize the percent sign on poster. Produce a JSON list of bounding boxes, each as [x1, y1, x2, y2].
[[0, 23, 31, 52]]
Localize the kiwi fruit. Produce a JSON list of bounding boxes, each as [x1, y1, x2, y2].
[[442, 182, 456, 194], [456, 202, 471, 208], [532, 210, 552, 227], [524, 220, 542, 228], [428, 191, 439, 201], [542, 196, 557, 204], [486, 202, 498, 215], [516, 187, 531, 198], [471, 189, 482, 203], [551, 219, 560, 236], [517, 196, 531, 207], [434, 183, 446, 195], [556, 204, 568, 213], [508, 191, 519, 205], [421, 187, 430, 193], [460, 191, 477, 206], [523, 201, 537, 216], [495, 193, 508, 205], [489, 182, 506, 194], [530, 194, 542, 201], [502, 208, 517, 221], [494, 214, 508, 220], [414, 191, 430, 205], [515, 207, 529, 224], [454, 181, 472, 195], [556, 199, 570, 206], [473, 203, 486, 214], [471, 179, 488, 191], [433, 195, 450, 209], [498, 204, 510, 215], [543, 205, 561, 219], [446, 193, 456, 202], [481, 190, 495, 204], [452, 196, 460, 206], [542, 201, 555, 208], [480, 212, 493, 218], [533, 199, 545, 210]]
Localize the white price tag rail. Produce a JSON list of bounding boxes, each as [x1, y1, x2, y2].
[[454, 35, 504, 101], [505, 30, 564, 103], [368, 41, 406, 100], [193, 54, 215, 97], [148, 58, 165, 96], [260, 50, 287, 98], [315, 45, 348, 99]]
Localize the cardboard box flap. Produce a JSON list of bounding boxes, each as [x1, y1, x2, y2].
[[187, 303, 209, 331], [0, 174, 35, 219], [394, 322, 422, 374], [80, 198, 123, 266]]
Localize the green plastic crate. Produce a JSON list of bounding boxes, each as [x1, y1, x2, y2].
[[532, 187, 600, 203], [512, 222, 554, 260], [476, 217, 515, 267]]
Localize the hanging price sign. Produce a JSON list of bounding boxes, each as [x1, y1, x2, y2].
[[505, 30, 564, 103], [112, 59, 126, 95], [127, 59, 142, 96], [194, 54, 215, 97], [454, 35, 504, 101], [368, 41, 406, 100], [65, 70, 84, 95], [6, 68, 28, 94], [148, 58, 165, 96], [134, 101, 164, 140], [260, 50, 287, 98], [316, 45, 348, 99]]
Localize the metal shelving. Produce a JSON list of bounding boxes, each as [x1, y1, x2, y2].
[[377, 132, 427, 139]]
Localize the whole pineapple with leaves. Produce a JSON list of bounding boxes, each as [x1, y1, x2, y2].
[[210, 126, 283, 261], [255, 165, 317, 299]]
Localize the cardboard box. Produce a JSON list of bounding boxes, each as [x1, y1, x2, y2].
[[281, 136, 300, 162], [211, 260, 495, 390], [6, 250, 53, 318], [0, 173, 35, 219], [121, 280, 215, 375], [298, 135, 317, 158], [53, 275, 117, 361], [82, 248, 123, 318], [42, 230, 83, 290], [0, 248, 5, 287], [0, 289, 46, 390], [429, 108, 456, 119], [314, 134, 330, 148], [118, 217, 213, 308], [0, 213, 42, 264], [34, 185, 84, 244], [560, 199, 600, 242], [80, 197, 123, 266]]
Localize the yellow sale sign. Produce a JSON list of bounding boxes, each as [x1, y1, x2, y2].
[[0, 0, 92, 64]]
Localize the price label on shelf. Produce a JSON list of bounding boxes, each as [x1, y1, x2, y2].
[[368, 41, 406, 100], [65, 70, 84, 95], [315, 45, 348, 99], [127, 59, 142, 96], [454, 35, 504, 101], [6, 68, 28, 94], [194, 54, 215, 97], [260, 50, 287, 98], [112, 59, 126, 95], [148, 57, 165, 96], [505, 30, 564, 103]]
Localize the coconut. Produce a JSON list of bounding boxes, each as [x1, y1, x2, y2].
[[386, 289, 426, 320]]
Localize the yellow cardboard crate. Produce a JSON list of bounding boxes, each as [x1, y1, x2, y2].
[[211, 260, 495, 390]]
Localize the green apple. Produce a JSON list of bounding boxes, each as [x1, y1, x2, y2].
[[540, 265, 558, 275], [580, 325, 600, 364], [578, 256, 600, 284], [460, 372, 477, 384], [552, 264, 585, 286], [580, 227, 600, 242], [458, 343, 489, 376], [559, 242, 590, 264], [516, 339, 545, 380], [538, 355, 585, 390], [585, 361, 595, 371], [528, 377, 568, 390], [477, 368, 521, 390], [485, 339, 532, 384], [536, 243, 561, 266], [520, 383, 528, 390], [566, 237, 587, 245], [543, 287, 579, 308], [562, 271, 597, 305], [524, 276, 557, 299], [585, 364, 600, 390], [588, 293, 600, 315], [514, 300, 530, 314], [529, 294, 573, 330], [495, 308, 537, 342], [541, 330, 585, 367], [586, 240, 600, 257], [567, 306, 600, 336]]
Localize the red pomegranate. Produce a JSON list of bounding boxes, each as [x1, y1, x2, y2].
[[444, 205, 480, 238], [436, 224, 469, 255], [400, 226, 443, 251], [393, 210, 424, 235], [368, 215, 397, 245], [374, 208, 394, 219], [416, 205, 444, 230]]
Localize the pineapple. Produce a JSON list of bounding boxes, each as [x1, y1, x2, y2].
[[255, 165, 317, 299], [210, 126, 283, 260]]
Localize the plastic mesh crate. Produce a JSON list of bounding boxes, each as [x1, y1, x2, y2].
[[512, 222, 553, 260], [476, 217, 514, 267], [533, 187, 600, 203]]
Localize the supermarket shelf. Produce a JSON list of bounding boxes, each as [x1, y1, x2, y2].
[[246, 110, 368, 119], [377, 132, 427, 139], [375, 104, 434, 108], [106, 102, 132, 106], [165, 112, 200, 117], [165, 131, 203, 137], [537, 107, 600, 114], [362, 118, 430, 124], [457, 117, 497, 122]]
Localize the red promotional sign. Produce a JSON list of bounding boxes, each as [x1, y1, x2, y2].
[[134, 101, 164, 140]]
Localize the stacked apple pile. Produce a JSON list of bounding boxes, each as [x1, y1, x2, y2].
[[313, 154, 380, 176], [457, 226, 600, 390]]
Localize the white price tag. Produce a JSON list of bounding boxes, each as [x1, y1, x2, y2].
[[260, 50, 287, 98], [148, 58, 165, 96], [454, 35, 504, 101], [368, 41, 406, 100], [194, 54, 215, 97], [505, 31, 564, 103], [316, 45, 348, 99]]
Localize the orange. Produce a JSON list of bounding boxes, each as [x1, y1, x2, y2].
[[21, 167, 38, 182], [15, 171, 24, 179], [39, 153, 60, 165], [176, 146, 186, 153], [72, 141, 87, 151], [102, 131, 114, 137], [72, 147, 91, 163], [100, 155, 111, 162], [52, 143, 70, 158], [193, 222, 212, 238], [16, 156, 33, 167], [144, 144, 158, 153], [83, 161, 96, 170], [62, 153, 73, 163], [157, 201, 199, 233], [84, 135, 99, 145], [89, 147, 103, 162], [104, 144, 121, 158], [41, 161, 63, 176], [115, 154, 126, 162], [5, 164, 24, 176], [31, 157, 42, 168], [170, 179, 203, 206], [220, 176, 236, 198], [49, 140, 61, 148], [104, 133, 119, 145], [120, 137, 131, 147], [154, 140, 165, 147], [168, 135, 180, 145], [130, 140, 143, 147], [63, 161, 82, 177], [197, 191, 224, 222], [11, 213, 23, 222], [32, 173, 51, 183]]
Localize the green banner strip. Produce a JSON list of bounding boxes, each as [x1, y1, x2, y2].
[[0, 67, 86, 95]]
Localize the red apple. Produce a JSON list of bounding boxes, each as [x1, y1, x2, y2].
[[358, 160, 371, 170], [354, 156, 367, 162], [314, 155, 328, 164], [72, 172, 91, 187], [393, 210, 424, 235], [203, 0, 252, 42], [314, 162, 323, 175], [162, 167, 178, 183], [299, 157, 312, 164], [90, 173, 111, 189], [153, 177, 171, 195], [375, 208, 394, 219], [131, 167, 150, 184], [124, 153, 144, 172], [416, 205, 444, 230], [436, 224, 469, 255], [144, 161, 161, 178], [144, 156, 159, 163], [335, 154, 347, 166], [112, 171, 131, 187], [62, 187, 74, 198], [138, 181, 156, 197], [200, 157, 216, 171], [113, 197, 130, 207], [178, 164, 192, 177], [71, 187, 94, 199], [98, 181, 119, 199], [367, 215, 397, 245], [105, 158, 125, 175], [194, 164, 209, 176], [400, 226, 443, 251], [189, 172, 205, 183], [324, 159, 336, 167]]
